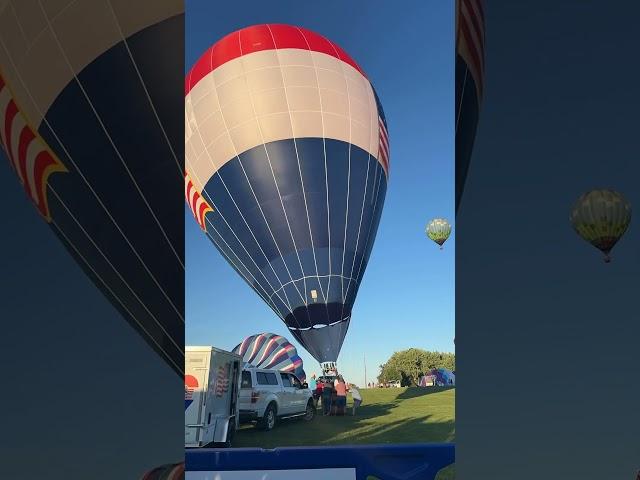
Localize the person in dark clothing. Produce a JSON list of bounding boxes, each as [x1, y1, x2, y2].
[[322, 380, 333, 415], [314, 380, 324, 409]]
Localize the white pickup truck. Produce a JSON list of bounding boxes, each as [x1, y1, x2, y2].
[[239, 367, 315, 431]]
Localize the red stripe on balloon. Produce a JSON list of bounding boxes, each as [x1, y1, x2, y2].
[[185, 24, 367, 95]]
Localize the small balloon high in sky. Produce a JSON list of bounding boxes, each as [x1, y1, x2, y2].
[[185, 24, 389, 371], [426, 218, 452, 250], [570, 189, 632, 263]]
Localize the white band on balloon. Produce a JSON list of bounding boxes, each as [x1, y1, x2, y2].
[[185, 48, 383, 194]]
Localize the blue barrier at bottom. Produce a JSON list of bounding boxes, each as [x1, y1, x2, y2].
[[185, 443, 455, 480]]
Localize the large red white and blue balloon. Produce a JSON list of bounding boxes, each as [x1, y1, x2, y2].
[[0, 1, 184, 376], [456, 0, 485, 213], [186, 24, 389, 365]]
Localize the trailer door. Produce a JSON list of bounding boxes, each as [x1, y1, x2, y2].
[[185, 351, 210, 446]]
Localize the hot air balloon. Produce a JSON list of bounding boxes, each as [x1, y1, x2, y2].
[[426, 218, 452, 249], [185, 24, 389, 371], [0, 1, 184, 376], [233, 333, 306, 382], [455, 0, 485, 213], [570, 189, 631, 263]]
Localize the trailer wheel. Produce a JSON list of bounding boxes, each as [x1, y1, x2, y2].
[[259, 403, 277, 431]]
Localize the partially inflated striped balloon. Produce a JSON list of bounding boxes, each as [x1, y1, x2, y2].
[[570, 189, 631, 263], [233, 333, 306, 382], [426, 218, 452, 250]]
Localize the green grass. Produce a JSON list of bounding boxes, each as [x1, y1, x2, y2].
[[235, 386, 455, 447]]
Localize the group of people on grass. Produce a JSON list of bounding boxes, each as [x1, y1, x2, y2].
[[308, 373, 362, 416]]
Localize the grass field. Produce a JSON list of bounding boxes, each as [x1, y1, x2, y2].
[[234, 386, 455, 478]]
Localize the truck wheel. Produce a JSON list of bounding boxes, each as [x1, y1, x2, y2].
[[260, 403, 277, 431], [303, 399, 315, 421]]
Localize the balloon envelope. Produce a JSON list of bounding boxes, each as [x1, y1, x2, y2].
[[185, 24, 389, 364], [570, 189, 631, 262], [426, 218, 452, 247], [455, 0, 485, 213], [0, 1, 184, 376], [233, 333, 306, 382]]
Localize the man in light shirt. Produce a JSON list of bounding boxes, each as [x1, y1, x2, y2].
[[349, 384, 362, 416]]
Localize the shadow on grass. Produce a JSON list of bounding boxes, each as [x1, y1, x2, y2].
[[234, 388, 455, 448], [396, 386, 455, 400]]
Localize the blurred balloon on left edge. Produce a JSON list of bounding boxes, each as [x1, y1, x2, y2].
[[0, 0, 185, 376]]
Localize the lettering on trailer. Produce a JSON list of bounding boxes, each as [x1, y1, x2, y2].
[[185, 375, 198, 410], [186, 468, 356, 480]]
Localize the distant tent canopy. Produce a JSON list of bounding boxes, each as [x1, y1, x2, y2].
[[233, 333, 306, 382], [419, 368, 455, 387]]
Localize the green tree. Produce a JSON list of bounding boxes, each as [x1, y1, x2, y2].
[[377, 348, 455, 386]]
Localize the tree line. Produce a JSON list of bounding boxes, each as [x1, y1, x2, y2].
[[377, 348, 455, 386]]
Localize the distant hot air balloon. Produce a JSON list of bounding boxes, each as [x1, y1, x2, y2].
[[185, 24, 389, 371], [426, 218, 452, 249], [233, 333, 306, 382], [0, 1, 184, 376], [456, 0, 485, 213], [570, 189, 631, 263]]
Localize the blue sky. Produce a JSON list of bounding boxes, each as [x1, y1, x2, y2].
[[185, 0, 454, 386]]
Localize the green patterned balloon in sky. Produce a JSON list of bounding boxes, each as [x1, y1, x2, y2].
[[426, 218, 452, 249], [570, 189, 631, 263]]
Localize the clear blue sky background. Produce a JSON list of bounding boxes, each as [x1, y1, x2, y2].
[[185, 0, 454, 386]]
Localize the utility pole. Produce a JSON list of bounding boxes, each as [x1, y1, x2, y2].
[[364, 353, 367, 387]]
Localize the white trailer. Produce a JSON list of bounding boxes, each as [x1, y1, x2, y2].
[[185, 346, 242, 448]]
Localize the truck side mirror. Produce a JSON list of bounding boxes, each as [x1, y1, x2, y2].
[[302, 382, 308, 389]]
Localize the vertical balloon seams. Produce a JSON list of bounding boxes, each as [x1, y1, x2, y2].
[[184, 36, 385, 188], [427, 218, 452, 246], [186, 25, 388, 364], [1, 9, 185, 376], [184, 24, 368, 96], [570, 189, 631, 258], [233, 332, 306, 381]]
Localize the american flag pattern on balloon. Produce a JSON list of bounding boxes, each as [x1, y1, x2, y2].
[[372, 87, 390, 178], [457, 0, 485, 103], [185, 171, 213, 231], [0, 71, 67, 221], [215, 364, 229, 397]]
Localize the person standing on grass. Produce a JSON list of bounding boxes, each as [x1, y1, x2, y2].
[[322, 379, 333, 415], [315, 379, 324, 404], [335, 376, 347, 416], [349, 383, 362, 415], [309, 375, 319, 408]]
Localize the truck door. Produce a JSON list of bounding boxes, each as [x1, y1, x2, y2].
[[289, 373, 307, 413], [279, 372, 295, 415], [185, 353, 209, 446]]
